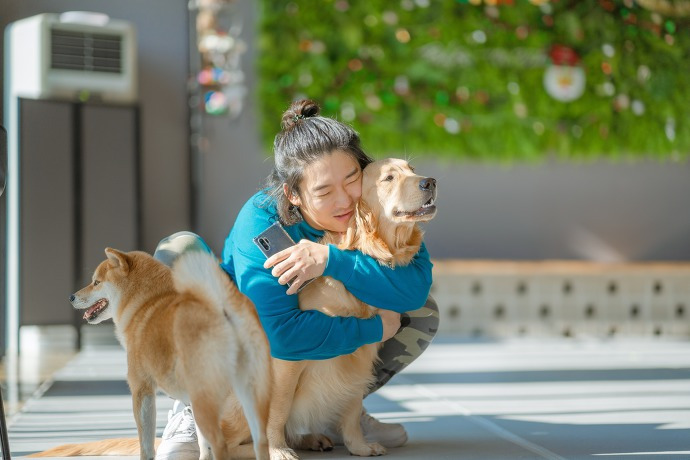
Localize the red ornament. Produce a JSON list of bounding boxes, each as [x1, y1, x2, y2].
[[549, 44, 580, 66]]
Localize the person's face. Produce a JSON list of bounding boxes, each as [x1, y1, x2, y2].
[[286, 150, 362, 233]]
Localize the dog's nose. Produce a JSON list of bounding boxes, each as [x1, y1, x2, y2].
[[419, 177, 436, 191], [69, 294, 75, 302]]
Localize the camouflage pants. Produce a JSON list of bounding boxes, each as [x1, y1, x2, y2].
[[368, 295, 438, 395], [154, 231, 439, 395]]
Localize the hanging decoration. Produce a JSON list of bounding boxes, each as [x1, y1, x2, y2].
[[543, 45, 586, 102], [191, 0, 247, 118]]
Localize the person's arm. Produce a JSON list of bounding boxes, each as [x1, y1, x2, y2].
[[229, 246, 384, 361], [323, 242, 433, 313]]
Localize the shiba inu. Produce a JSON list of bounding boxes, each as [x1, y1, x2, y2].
[[36, 248, 271, 460]]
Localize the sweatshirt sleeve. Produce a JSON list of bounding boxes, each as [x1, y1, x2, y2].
[[230, 245, 383, 361], [323, 242, 433, 313]]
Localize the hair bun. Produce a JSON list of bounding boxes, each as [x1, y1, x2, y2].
[[281, 99, 320, 130]]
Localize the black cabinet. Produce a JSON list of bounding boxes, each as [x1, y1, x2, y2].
[[11, 98, 139, 337]]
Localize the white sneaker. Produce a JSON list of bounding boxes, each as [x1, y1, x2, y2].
[[155, 402, 200, 460], [360, 411, 407, 448], [325, 410, 408, 448]]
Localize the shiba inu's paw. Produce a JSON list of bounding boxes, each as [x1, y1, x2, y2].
[[347, 441, 386, 457], [270, 446, 300, 460], [296, 433, 334, 451]]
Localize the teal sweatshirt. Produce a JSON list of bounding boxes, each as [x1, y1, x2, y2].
[[221, 191, 433, 361]]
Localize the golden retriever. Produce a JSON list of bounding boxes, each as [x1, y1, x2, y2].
[[268, 158, 437, 459]]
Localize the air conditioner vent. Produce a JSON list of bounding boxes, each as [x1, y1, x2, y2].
[[50, 28, 122, 74]]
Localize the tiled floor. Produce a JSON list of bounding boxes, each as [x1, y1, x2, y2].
[[5, 334, 690, 459]]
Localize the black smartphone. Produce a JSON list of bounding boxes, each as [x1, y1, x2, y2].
[[253, 222, 315, 292]]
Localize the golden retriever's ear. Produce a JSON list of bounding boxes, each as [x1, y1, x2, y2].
[[345, 199, 394, 264], [340, 202, 364, 251], [356, 199, 377, 235], [105, 248, 130, 274]]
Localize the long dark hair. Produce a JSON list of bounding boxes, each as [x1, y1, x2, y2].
[[262, 99, 374, 225]]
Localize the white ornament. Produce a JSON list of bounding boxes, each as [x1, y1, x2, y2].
[[543, 65, 586, 102], [632, 100, 645, 116], [444, 118, 460, 134]]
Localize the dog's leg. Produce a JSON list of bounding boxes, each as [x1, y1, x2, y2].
[[130, 379, 157, 460], [231, 371, 271, 460], [193, 418, 213, 460], [340, 396, 385, 457], [267, 360, 306, 460], [191, 394, 230, 460]]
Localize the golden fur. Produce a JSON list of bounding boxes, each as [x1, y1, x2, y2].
[[34, 249, 272, 460], [267, 158, 437, 460]]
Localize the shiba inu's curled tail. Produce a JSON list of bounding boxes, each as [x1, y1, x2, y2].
[[171, 250, 266, 350], [171, 249, 239, 313], [173, 249, 273, 460]]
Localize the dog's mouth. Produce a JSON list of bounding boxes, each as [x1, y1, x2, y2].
[[394, 194, 437, 219], [84, 298, 109, 321]]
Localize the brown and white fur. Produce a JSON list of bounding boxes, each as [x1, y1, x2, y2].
[[42, 249, 272, 460], [268, 158, 437, 460]]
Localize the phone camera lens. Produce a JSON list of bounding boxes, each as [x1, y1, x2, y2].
[[259, 237, 270, 251]]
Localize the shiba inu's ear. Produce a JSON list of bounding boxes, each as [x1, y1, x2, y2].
[[105, 248, 130, 274]]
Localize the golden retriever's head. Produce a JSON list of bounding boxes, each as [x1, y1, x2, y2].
[[340, 158, 437, 266], [361, 158, 437, 225]]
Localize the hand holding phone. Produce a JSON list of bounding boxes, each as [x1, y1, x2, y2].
[[253, 222, 319, 293]]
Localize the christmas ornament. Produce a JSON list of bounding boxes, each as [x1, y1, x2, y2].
[[197, 67, 231, 86], [543, 45, 586, 102], [204, 91, 228, 115]]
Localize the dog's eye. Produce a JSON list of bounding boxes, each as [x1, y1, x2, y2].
[[93, 280, 100, 286], [383, 175, 394, 182]]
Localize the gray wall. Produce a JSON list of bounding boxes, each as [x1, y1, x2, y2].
[[2, 1, 689, 262], [192, 0, 274, 254], [1, 0, 190, 252], [413, 158, 690, 261]]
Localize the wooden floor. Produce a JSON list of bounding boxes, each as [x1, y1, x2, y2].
[[6, 336, 690, 459]]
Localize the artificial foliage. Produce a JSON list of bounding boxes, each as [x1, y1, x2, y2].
[[258, 0, 690, 161]]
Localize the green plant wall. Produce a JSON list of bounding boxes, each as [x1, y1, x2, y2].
[[258, 0, 690, 161]]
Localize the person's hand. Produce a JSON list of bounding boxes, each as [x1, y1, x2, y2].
[[264, 239, 329, 295], [378, 309, 401, 342]]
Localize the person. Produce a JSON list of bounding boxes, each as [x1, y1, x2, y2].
[[154, 99, 439, 460]]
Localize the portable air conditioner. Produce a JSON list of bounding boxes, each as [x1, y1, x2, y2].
[[5, 12, 137, 104]]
